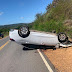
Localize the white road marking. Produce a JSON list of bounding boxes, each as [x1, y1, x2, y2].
[[37, 49, 53, 72]]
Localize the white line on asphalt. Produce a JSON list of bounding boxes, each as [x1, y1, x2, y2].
[[37, 49, 53, 72]]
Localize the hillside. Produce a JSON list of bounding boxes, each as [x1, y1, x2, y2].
[[31, 0, 72, 38]]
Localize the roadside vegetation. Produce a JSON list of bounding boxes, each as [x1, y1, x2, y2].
[[31, 0, 72, 38]]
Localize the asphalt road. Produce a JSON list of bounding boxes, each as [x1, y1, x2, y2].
[[0, 37, 55, 72]]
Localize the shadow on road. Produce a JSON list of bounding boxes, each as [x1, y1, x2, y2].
[[22, 44, 55, 51]]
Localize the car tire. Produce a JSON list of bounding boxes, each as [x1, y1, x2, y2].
[[58, 32, 68, 43], [18, 26, 30, 38]]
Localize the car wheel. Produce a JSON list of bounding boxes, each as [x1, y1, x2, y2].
[[18, 26, 30, 38], [58, 32, 68, 43]]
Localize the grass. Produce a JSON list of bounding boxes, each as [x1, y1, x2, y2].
[[30, 0, 72, 38]]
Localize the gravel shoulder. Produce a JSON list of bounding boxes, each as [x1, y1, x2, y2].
[[43, 47, 72, 72]]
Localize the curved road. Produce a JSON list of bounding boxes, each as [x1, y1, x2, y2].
[[0, 37, 55, 72]]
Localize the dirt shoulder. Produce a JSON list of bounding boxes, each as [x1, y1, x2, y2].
[[43, 47, 72, 72]]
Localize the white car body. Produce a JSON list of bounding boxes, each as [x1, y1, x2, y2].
[[9, 30, 60, 47]]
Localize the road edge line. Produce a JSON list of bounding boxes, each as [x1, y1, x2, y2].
[[37, 49, 54, 72]]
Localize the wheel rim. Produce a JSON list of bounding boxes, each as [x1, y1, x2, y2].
[[20, 27, 28, 35], [59, 34, 66, 41]]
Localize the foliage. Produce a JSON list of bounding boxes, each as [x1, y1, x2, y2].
[[31, 0, 72, 38]]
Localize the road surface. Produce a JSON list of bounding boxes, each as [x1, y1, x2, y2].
[[0, 37, 55, 72]]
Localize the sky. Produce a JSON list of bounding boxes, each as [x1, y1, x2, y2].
[[0, 0, 53, 25]]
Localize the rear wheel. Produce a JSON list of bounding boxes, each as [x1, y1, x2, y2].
[[18, 26, 30, 38], [58, 32, 68, 43]]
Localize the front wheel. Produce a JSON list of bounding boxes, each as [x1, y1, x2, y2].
[[58, 32, 68, 43], [18, 26, 30, 38]]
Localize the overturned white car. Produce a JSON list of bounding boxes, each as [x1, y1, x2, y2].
[[9, 26, 71, 49]]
